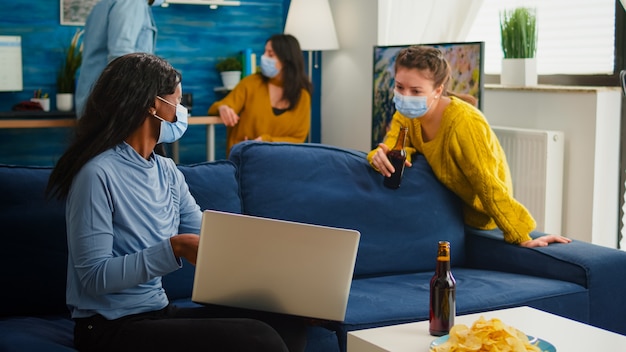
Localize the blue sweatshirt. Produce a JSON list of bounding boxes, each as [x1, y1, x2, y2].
[[65, 142, 201, 319]]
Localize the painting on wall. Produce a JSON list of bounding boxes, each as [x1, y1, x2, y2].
[[371, 42, 484, 149], [60, 0, 98, 26]]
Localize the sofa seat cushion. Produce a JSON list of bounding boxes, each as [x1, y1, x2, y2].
[[305, 326, 340, 352], [341, 268, 588, 332], [0, 316, 75, 351], [229, 142, 465, 277]]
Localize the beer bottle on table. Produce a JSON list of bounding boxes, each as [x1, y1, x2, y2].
[[429, 240, 456, 336], [383, 126, 408, 189]]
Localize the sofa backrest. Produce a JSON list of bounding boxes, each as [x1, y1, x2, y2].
[[229, 142, 466, 278], [0, 165, 68, 317], [0, 160, 240, 316], [163, 160, 241, 300]]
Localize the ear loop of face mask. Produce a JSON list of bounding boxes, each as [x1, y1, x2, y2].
[[154, 96, 176, 121], [152, 96, 189, 144]]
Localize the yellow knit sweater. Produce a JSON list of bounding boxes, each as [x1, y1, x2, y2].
[[208, 73, 311, 155], [367, 97, 536, 244]]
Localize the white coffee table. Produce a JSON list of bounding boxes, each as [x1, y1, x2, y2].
[[347, 306, 626, 351]]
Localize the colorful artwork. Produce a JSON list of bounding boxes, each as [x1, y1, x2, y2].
[[371, 42, 484, 149]]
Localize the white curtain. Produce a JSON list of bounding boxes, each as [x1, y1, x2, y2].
[[377, 0, 484, 46]]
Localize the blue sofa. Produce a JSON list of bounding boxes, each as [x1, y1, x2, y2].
[[1, 141, 625, 352]]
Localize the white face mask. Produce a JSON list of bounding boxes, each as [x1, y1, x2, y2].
[[153, 96, 189, 144], [393, 90, 437, 118], [260, 55, 280, 78]]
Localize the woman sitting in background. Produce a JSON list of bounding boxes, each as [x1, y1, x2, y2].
[[209, 34, 312, 155]]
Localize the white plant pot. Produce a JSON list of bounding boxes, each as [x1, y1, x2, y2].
[[501, 58, 537, 86], [56, 93, 74, 112], [220, 71, 241, 90]]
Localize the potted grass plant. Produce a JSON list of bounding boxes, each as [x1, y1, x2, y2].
[[500, 7, 538, 86], [216, 56, 243, 89], [56, 29, 83, 111]]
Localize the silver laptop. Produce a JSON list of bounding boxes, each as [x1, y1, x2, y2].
[[191, 210, 360, 321]]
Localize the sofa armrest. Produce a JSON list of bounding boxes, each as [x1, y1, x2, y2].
[[464, 227, 626, 335]]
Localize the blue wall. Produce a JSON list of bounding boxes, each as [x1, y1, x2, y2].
[[0, 0, 296, 166]]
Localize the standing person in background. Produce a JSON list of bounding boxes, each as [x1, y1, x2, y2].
[[208, 34, 312, 156], [75, 0, 163, 117], [368, 46, 571, 248]]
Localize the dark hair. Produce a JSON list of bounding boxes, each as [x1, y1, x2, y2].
[[262, 34, 312, 110], [46, 53, 181, 199], [394, 45, 477, 106]]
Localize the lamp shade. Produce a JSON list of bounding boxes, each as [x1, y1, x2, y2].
[[284, 0, 339, 51]]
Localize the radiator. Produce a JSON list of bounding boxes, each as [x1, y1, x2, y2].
[[491, 126, 565, 234]]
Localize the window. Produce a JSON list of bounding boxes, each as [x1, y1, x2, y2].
[[465, 0, 616, 75]]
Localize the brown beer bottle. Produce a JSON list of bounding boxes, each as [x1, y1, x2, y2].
[[429, 241, 456, 336], [383, 126, 408, 189]]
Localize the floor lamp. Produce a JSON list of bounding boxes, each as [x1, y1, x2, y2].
[[284, 0, 339, 142]]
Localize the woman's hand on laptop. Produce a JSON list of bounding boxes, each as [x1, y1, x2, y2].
[[170, 234, 200, 265]]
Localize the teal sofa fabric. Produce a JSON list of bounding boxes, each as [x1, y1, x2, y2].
[[1, 141, 626, 352]]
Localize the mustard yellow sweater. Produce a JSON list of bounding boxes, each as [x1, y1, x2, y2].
[[367, 97, 536, 244], [208, 73, 311, 155]]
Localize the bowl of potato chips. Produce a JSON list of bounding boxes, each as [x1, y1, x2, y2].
[[430, 316, 556, 352]]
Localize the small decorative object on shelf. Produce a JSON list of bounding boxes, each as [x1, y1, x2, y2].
[[499, 7, 537, 86], [56, 29, 83, 111], [216, 56, 243, 90]]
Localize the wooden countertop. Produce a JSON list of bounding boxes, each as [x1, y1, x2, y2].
[[0, 115, 222, 129]]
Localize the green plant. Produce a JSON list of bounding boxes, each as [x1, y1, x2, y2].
[[215, 56, 243, 72], [500, 7, 537, 59], [57, 29, 83, 93]]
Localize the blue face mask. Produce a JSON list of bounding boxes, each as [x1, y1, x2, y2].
[[154, 96, 189, 144], [260, 55, 280, 78], [393, 91, 436, 118], [151, 0, 165, 7]]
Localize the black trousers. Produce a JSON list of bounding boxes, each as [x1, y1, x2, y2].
[[73, 304, 308, 352]]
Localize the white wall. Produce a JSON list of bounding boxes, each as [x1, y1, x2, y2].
[[321, 0, 377, 152], [321, 0, 483, 151], [484, 85, 621, 247]]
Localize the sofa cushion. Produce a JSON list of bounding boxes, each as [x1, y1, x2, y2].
[[0, 316, 75, 352], [0, 165, 67, 317], [0, 160, 241, 314], [177, 160, 241, 214], [337, 268, 587, 337], [229, 142, 465, 277], [166, 160, 242, 301]]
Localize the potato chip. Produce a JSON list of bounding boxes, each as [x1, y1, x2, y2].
[[431, 316, 541, 352]]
